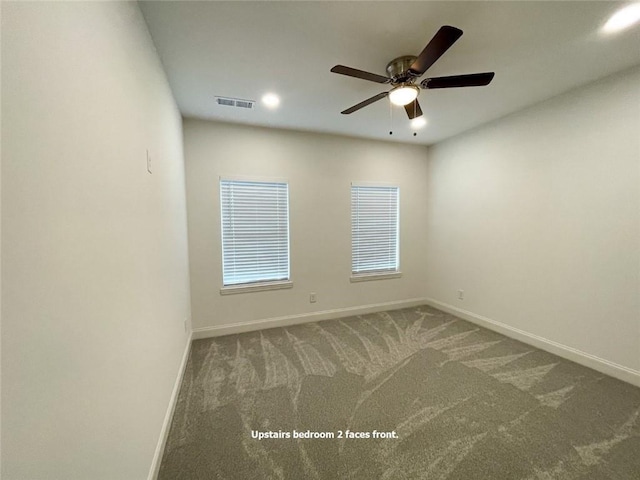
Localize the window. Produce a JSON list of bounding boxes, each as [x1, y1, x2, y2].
[[351, 184, 400, 281], [220, 179, 291, 293]]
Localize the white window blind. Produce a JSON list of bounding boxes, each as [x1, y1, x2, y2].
[[220, 179, 290, 286], [351, 185, 399, 275]]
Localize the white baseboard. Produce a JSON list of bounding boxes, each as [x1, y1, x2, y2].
[[192, 297, 428, 340], [425, 298, 640, 388], [148, 331, 193, 480]]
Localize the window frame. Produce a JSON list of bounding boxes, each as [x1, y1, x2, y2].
[[350, 182, 401, 282], [219, 176, 292, 295]]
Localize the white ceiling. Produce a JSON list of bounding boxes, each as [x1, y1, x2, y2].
[[139, 1, 640, 145]]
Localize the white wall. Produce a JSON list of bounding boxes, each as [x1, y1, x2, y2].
[[1, 2, 191, 479], [425, 67, 640, 379], [0, 2, 3, 467], [184, 119, 428, 331]]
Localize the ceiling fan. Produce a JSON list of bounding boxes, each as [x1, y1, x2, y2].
[[331, 26, 495, 119]]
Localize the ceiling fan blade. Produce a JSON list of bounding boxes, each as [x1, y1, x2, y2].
[[422, 72, 495, 89], [341, 92, 389, 114], [331, 65, 390, 84], [404, 99, 423, 119], [409, 26, 463, 76]]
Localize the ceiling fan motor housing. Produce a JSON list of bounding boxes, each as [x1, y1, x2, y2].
[[386, 55, 418, 83]]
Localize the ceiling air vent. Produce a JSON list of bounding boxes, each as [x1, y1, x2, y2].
[[215, 96, 255, 109]]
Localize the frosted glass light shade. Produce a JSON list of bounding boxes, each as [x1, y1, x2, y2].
[[389, 85, 419, 106]]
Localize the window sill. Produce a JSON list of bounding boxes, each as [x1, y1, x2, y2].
[[350, 271, 402, 283], [220, 280, 293, 295]]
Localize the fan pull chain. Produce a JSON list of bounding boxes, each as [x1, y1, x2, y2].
[[413, 101, 417, 137], [389, 99, 393, 136]]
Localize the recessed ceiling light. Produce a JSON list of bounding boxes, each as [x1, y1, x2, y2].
[[262, 93, 280, 108], [411, 116, 427, 129], [602, 3, 640, 34]]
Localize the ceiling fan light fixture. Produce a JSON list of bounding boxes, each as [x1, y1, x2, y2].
[[389, 85, 419, 106]]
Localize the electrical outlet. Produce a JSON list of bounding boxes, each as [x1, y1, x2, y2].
[[310, 292, 317, 303], [458, 290, 464, 300]]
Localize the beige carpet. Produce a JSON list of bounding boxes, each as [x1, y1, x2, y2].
[[159, 305, 640, 479]]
